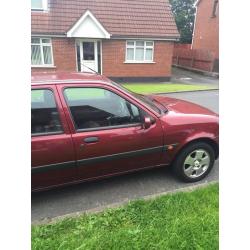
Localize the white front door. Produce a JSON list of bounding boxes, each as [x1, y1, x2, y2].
[[81, 41, 98, 72]]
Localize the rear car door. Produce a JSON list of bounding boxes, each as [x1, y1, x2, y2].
[[31, 85, 77, 190], [57, 84, 165, 180]]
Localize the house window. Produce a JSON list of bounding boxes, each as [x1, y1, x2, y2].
[[31, 38, 54, 66], [126, 41, 154, 62], [211, 0, 218, 17], [31, 0, 48, 11]]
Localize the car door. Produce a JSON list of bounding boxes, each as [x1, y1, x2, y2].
[[31, 85, 77, 190], [57, 84, 165, 180]]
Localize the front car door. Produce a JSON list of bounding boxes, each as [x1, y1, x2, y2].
[[31, 86, 77, 190], [57, 84, 165, 181]]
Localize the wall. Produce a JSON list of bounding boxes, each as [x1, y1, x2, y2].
[[192, 0, 219, 59], [102, 40, 174, 80], [31, 38, 76, 73], [174, 44, 192, 49], [32, 38, 175, 79]]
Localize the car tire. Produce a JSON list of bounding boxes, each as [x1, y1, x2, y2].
[[172, 142, 215, 182]]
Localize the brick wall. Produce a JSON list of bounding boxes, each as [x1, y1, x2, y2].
[[32, 38, 174, 78], [174, 44, 191, 49], [31, 38, 76, 73], [192, 0, 219, 59], [102, 40, 174, 79]]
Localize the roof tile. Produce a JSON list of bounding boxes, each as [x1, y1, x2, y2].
[[32, 0, 179, 39]]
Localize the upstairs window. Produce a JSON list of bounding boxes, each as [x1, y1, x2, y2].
[[31, 38, 54, 66], [126, 41, 154, 62], [31, 0, 48, 11]]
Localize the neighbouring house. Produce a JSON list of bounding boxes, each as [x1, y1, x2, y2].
[[31, 0, 180, 82], [192, 0, 219, 71]]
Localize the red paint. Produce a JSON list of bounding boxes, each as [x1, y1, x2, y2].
[[31, 72, 219, 191]]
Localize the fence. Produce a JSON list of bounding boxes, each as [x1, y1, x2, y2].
[[172, 46, 216, 72], [174, 44, 192, 50]]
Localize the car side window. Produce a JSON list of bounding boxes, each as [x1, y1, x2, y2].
[[64, 87, 142, 130], [31, 89, 63, 135]]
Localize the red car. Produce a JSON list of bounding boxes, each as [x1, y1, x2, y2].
[[31, 72, 219, 192]]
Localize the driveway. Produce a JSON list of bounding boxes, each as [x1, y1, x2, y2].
[[32, 90, 219, 222], [171, 67, 219, 88]]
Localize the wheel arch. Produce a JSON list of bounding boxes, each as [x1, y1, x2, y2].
[[171, 137, 219, 165]]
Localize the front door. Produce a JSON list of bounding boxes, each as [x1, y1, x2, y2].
[[81, 41, 98, 72], [59, 85, 164, 181]]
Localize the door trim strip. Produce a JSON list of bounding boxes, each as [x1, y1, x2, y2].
[[31, 144, 179, 174], [31, 161, 75, 174], [77, 145, 165, 167]]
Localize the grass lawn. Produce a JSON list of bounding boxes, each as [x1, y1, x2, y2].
[[32, 183, 219, 250], [122, 83, 215, 94]]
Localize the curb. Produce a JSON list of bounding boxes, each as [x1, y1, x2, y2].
[[32, 180, 218, 225], [173, 65, 219, 78]]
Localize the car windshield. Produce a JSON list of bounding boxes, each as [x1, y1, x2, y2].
[[111, 81, 162, 114]]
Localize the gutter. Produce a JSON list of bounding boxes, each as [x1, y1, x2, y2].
[[31, 33, 180, 41]]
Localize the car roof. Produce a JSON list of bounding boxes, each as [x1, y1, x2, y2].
[[31, 71, 113, 85]]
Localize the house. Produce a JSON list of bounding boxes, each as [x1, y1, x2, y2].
[[31, 0, 180, 82], [192, 0, 219, 71]]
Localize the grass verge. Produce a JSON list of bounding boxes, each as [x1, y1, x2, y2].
[[32, 183, 219, 250], [122, 83, 215, 94]]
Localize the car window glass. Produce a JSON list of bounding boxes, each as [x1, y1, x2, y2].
[[110, 81, 161, 114], [64, 88, 142, 130], [31, 89, 63, 135]]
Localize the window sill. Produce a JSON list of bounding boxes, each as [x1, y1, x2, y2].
[[124, 61, 155, 64], [31, 65, 56, 68], [31, 9, 48, 12]]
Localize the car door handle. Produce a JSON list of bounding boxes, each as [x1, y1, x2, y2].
[[83, 137, 99, 143]]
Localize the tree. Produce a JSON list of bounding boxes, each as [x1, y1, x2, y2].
[[169, 0, 196, 43]]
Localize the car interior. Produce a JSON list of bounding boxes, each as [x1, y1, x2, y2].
[[31, 90, 62, 134], [65, 94, 142, 130]]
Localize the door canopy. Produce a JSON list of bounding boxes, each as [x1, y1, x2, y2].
[[67, 10, 110, 39]]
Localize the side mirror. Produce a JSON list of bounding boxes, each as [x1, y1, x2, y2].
[[143, 117, 152, 129]]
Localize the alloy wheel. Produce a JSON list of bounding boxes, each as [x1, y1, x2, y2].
[[183, 149, 210, 178]]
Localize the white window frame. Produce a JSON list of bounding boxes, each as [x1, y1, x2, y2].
[[125, 40, 155, 63], [31, 0, 48, 11], [31, 37, 54, 67]]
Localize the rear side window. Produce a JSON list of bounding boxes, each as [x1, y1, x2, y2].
[[31, 89, 63, 135], [64, 87, 142, 131]]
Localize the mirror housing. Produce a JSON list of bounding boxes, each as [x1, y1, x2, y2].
[[143, 117, 152, 129]]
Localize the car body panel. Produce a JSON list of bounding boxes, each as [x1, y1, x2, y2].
[[150, 94, 218, 116], [31, 85, 77, 190], [154, 95, 219, 164], [56, 83, 165, 180], [31, 72, 219, 191]]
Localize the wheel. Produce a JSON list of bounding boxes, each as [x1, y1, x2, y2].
[[172, 142, 215, 182]]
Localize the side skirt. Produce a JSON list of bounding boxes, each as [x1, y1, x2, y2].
[[32, 163, 169, 192]]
